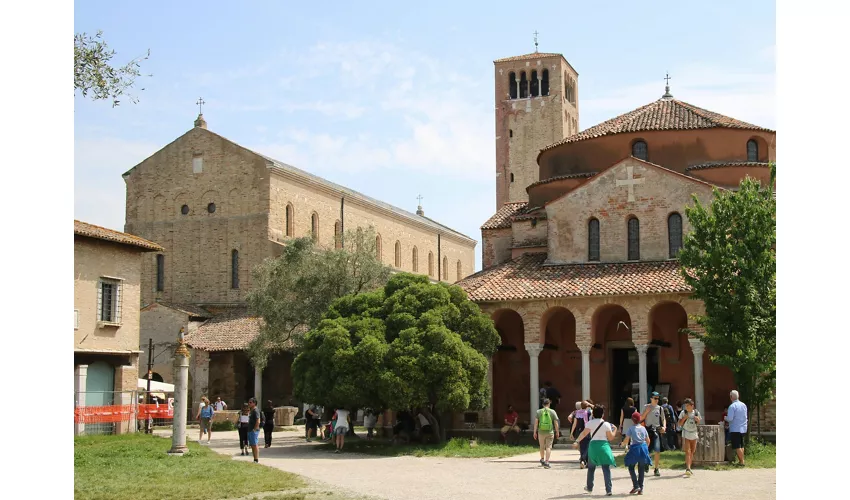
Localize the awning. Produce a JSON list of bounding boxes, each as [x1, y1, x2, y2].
[[137, 379, 175, 392]]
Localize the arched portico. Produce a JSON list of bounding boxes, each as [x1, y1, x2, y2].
[[538, 306, 578, 415], [491, 309, 530, 423]]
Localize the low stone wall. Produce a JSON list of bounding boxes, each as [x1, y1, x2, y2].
[[212, 410, 240, 425], [274, 406, 298, 426]]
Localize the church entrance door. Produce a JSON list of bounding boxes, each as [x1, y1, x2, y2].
[[609, 346, 658, 417]]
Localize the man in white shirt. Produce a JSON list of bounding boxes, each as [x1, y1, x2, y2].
[[214, 396, 228, 411]]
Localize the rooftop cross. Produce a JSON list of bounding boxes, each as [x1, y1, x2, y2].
[[416, 194, 424, 205], [664, 73, 671, 85], [533, 30, 539, 52], [196, 97, 205, 115], [662, 73, 673, 99]]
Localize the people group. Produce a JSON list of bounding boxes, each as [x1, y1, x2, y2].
[[195, 395, 277, 463]]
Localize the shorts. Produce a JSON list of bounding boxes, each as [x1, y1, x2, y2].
[[247, 429, 260, 446], [647, 427, 661, 452], [501, 424, 520, 434], [538, 433, 554, 450], [730, 431, 744, 449], [682, 430, 699, 441], [306, 419, 318, 429], [334, 426, 349, 436], [200, 417, 211, 432]]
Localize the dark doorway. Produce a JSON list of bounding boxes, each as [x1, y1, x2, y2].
[[609, 347, 659, 415]]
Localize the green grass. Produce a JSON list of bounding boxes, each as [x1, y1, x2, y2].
[[315, 437, 538, 458], [74, 433, 305, 500], [614, 440, 776, 470]]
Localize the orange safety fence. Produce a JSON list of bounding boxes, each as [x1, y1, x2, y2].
[[137, 403, 174, 420], [74, 405, 136, 424]]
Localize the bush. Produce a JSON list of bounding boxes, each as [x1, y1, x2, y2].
[[211, 420, 235, 431]]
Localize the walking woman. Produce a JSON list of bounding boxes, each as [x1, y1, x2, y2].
[[196, 396, 214, 443], [678, 398, 701, 477], [238, 403, 250, 455], [262, 400, 276, 448], [332, 407, 351, 453], [573, 405, 618, 496], [619, 397, 637, 446], [622, 411, 653, 495]]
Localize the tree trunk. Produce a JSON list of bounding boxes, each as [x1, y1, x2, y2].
[[346, 407, 358, 438], [421, 407, 444, 444]]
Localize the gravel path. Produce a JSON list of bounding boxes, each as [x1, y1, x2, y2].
[[164, 430, 776, 500]]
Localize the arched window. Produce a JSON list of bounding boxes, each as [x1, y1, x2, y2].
[[531, 70, 539, 97], [375, 235, 382, 261], [542, 69, 549, 96], [564, 71, 568, 101], [668, 213, 683, 258], [456, 260, 462, 281], [588, 218, 600, 261], [334, 220, 342, 249], [394, 241, 401, 268], [311, 212, 319, 243], [509, 72, 517, 99], [285, 203, 294, 237], [442, 256, 448, 280], [156, 254, 165, 292], [627, 217, 640, 261], [412, 246, 419, 272], [510, 172, 515, 183], [231, 249, 239, 289], [632, 140, 648, 161], [428, 252, 434, 277], [519, 72, 528, 99], [747, 139, 759, 162]]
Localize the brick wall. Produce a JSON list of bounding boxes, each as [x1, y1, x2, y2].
[[482, 228, 513, 268]]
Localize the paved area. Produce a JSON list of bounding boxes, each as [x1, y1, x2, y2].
[[158, 430, 776, 500]]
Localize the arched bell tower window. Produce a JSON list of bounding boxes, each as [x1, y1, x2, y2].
[[509, 72, 517, 99], [519, 72, 528, 98], [542, 69, 549, 96], [747, 139, 759, 162], [632, 140, 648, 161], [530, 70, 539, 97]]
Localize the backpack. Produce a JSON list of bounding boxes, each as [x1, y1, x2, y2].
[[538, 409, 553, 432], [664, 405, 676, 427]]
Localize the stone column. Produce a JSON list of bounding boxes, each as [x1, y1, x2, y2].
[[169, 329, 190, 455], [74, 364, 88, 436], [254, 365, 263, 404], [525, 343, 544, 423], [514, 77, 520, 99], [537, 76, 543, 96], [578, 344, 592, 400], [689, 338, 706, 416], [635, 343, 649, 408], [486, 356, 495, 427]]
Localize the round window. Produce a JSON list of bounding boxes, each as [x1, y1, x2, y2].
[[181, 205, 189, 215], [207, 203, 216, 213]]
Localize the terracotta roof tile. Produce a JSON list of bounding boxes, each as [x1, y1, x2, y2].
[[185, 308, 301, 352], [526, 172, 596, 190], [541, 98, 774, 152], [149, 302, 213, 319], [685, 161, 772, 172], [74, 220, 163, 251], [481, 202, 528, 230], [494, 52, 563, 63], [457, 253, 691, 302]]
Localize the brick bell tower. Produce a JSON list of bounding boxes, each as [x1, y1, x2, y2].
[[493, 39, 580, 208]]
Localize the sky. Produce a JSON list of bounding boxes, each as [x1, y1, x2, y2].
[[74, 0, 775, 272]]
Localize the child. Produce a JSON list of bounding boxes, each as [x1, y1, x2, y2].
[[622, 411, 652, 495], [678, 398, 701, 477]]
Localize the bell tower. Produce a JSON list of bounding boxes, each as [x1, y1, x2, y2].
[[493, 46, 579, 208]]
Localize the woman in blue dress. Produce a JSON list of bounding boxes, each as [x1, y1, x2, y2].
[[621, 411, 653, 495]]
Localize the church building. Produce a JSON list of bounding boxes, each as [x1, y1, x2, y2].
[[456, 49, 776, 433]]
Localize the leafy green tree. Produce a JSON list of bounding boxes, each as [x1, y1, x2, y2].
[[246, 227, 391, 370], [74, 31, 150, 106], [678, 170, 776, 423], [291, 273, 500, 442]]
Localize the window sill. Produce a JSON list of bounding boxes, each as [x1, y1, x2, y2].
[[97, 321, 122, 329]]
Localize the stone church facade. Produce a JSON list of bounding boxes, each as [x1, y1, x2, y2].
[[456, 49, 776, 434], [123, 115, 476, 407]]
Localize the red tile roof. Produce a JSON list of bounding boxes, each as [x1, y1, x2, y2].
[[685, 161, 772, 172], [74, 220, 164, 251], [185, 308, 298, 352], [457, 253, 691, 302], [144, 302, 212, 319], [541, 98, 774, 152], [494, 52, 564, 63], [481, 202, 528, 230], [526, 172, 596, 190]]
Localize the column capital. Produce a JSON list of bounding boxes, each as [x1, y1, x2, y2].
[[577, 343, 592, 354], [634, 342, 650, 354], [524, 343, 544, 357], [688, 338, 706, 355]]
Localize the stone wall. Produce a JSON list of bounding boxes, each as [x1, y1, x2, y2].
[[482, 228, 513, 268]]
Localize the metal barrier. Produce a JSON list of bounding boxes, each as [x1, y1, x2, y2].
[[74, 390, 175, 436]]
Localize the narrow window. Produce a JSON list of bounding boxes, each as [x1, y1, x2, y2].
[[442, 256, 448, 280], [747, 139, 759, 162], [542, 69, 550, 96], [285, 204, 294, 237], [632, 140, 648, 161], [456, 260, 462, 281], [334, 221, 342, 249], [97, 278, 122, 323], [156, 254, 164, 292], [231, 250, 239, 289], [509, 72, 517, 99], [627, 217, 640, 261], [588, 218, 600, 261], [394, 241, 401, 268], [530, 70, 539, 97], [564, 71, 568, 101], [510, 173, 515, 183], [519, 72, 528, 98], [428, 252, 434, 277], [376, 235, 382, 261], [311, 213, 319, 243], [412, 246, 419, 272], [509, 129, 513, 138], [668, 213, 683, 258]]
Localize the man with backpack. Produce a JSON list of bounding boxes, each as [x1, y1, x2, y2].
[[533, 398, 560, 469], [660, 397, 678, 451]]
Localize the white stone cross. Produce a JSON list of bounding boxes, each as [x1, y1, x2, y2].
[[616, 166, 645, 202]]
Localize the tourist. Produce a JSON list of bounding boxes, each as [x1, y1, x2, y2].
[[533, 398, 560, 469], [238, 403, 250, 456], [262, 400, 275, 448], [621, 411, 652, 495], [333, 407, 351, 453], [196, 395, 208, 436], [196, 396, 214, 443], [214, 396, 228, 411], [660, 397, 678, 451], [500, 404, 520, 442], [305, 405, 319, 442], [573, 404, 617, 496], [247, 397, 261, 463], [363, 409, 378, 440], [721, 403, 731, 444], [678, 398, 701, 476], [674, 401, 684, 449], [572, 401, 593, 468], [639, 391, 666, 476], [725, 390, 748, 466], [619, 397, 637, 446], [539, 385, 547, 409], [544, 381, 561, 412]]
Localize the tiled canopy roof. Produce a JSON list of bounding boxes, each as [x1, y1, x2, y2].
[[541, 98, 774, 152], [456, 253, 691, 302], [685, 161, 772, 172], [494, 52, 563, 63], [185, 308, 299, 352], [481, 202, 528, 230], [74, 220, 164, 251]]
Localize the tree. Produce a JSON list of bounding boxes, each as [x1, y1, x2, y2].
[[74, 31, 150, 107], [246, 226, 391, 370], [678, 170, 776, 425], [291, 273, 500, 442]]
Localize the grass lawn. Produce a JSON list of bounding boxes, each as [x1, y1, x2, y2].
[[614, 440, 776, 471], [74, 433, 305, 500], [315, 437, 538, 458]]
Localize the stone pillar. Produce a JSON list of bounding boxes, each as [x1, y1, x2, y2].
[[689, 338, 706, 416], [190, 349, 209, 410], [514, 77, 520, 98], [486, 356, 495, 427], [635, 343, 649, 408], [578, 344, 592, 400], [169, 329, 190, 455], [74, 364, 88, 436], [537, 76, 542, 96], [525, 343, 544, 423], [254, 365, 263, 404]]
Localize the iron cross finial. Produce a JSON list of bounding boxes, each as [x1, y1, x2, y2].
[[196, 97, 205, 115], [533, 30, 539, 52], [416, 194, 424, 205], [664, 73, 671, 85]]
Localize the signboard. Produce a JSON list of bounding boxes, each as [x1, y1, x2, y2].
[[167, 398, 175, 417]]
